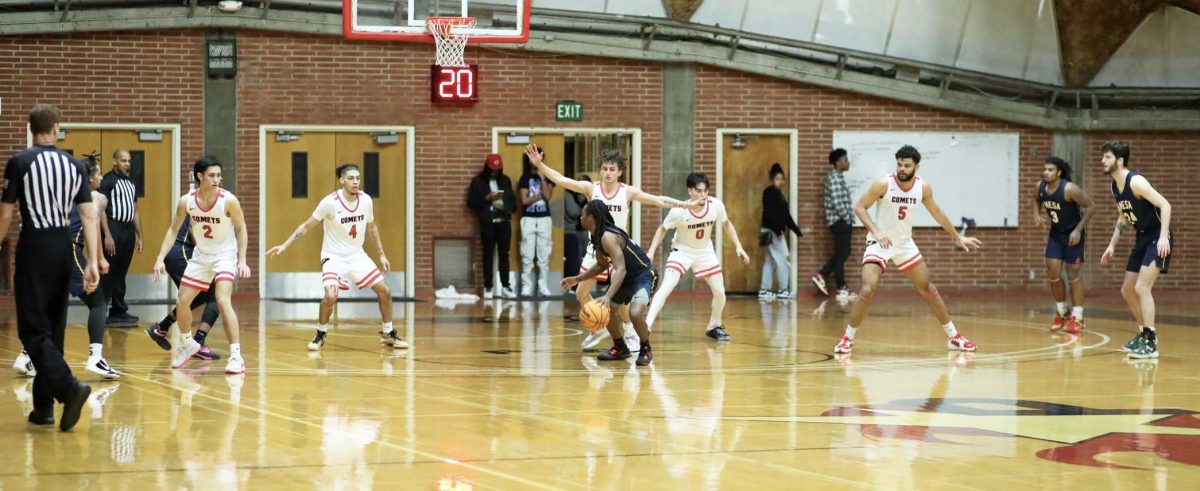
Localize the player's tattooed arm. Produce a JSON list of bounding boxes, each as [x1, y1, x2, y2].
[[268, 217, 321, 256]]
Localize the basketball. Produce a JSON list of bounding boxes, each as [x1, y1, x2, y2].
[[579, 300, 611, 332]]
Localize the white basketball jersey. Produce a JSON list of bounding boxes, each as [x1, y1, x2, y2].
[[868, 173, 924, 243], [591, 181, 630, 231], [312, 190, 374, 258], [662, 197, 726, 252], [187, 189, 237, 255]]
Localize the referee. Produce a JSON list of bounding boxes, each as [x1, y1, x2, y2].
[[100, 148, 142, 325], [1, 105, 95, 431]]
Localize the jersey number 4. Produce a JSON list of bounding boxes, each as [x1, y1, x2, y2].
[[201, 224, 213, 239], [348, 224, 358, 239]]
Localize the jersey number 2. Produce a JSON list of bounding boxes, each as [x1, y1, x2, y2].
[[201, 225, 213, 239], [695, 229, 705, 240], [897, 206, 908, 220], [349, 224, 358, 239]]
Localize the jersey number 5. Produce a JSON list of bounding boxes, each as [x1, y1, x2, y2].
[[897, 206, 907, 220], [201, 224, 213, 239], [349, 224, 358, 239]]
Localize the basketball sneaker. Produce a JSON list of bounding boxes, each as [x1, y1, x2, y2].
[[85, 357, 121, 380], [833, 335, 853, 354], [1122, 332, 1142, 352], [1064, 316, 1084, 334], [381, 330, 409, 349], [636, 345, 653, 366], [224, 354, 246, 375], [947, 333, 977, 352], [582, 329, 610, 349], [1049, 314, 1067, 331], [810, 274, 829, 296], [172, 337, 202, 369], [308, 330, 327, 351], [597, 344, 632, 361], [500, 286, 517, 299], [193, 345, 221, 361], [775, 290, 794, 299], [483, 287, 494, 299], [1127, 334, 1158, 359], [706, 325, 731, 341], [13, 350, 36, 377], [146, 324, 171, 351], [757, 289, 775, 300]]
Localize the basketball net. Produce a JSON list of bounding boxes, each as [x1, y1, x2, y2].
[[427, 16, 476, 67]]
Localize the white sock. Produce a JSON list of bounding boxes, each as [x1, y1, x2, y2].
[[1055, 302, 1068, 315], [943, 321, 958, 338], [230, 343, 241, 356], [844, 325, 857, 339], [382, 322, 394, 334], [316, 323, 328, 333], [1071, 306, 1083, 320], [89, 343, 103, 359], [181, 330, 193, 341]]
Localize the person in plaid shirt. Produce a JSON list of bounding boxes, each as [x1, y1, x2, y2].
[[812, 148, 854, 296]]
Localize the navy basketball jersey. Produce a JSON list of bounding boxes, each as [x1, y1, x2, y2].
[[1111, 171, 1162, 233], [593, 224, 656, 280], [1038, 180, 1082, 233]]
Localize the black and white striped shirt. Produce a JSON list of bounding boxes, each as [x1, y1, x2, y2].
[[99, 169, 137, 223], [2, 145, 91, 230]]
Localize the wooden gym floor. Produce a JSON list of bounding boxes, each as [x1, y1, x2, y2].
[[1, 292, 1198, 489]]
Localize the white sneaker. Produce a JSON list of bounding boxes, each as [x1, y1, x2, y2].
[[776, 290, 794, 299], [537, 285, 553, 297], [500, 286, 517, 299], [307, 330, 327, 351], [483, 287, 495, 299], [224, 354, 245, 375], [757, 289, 776, 300], [13, 350, 35, 377], [381, 330, 409, 349], [85, 356, 121, 380], [172, 337, 202, 369], [582, 329, 610, 349]]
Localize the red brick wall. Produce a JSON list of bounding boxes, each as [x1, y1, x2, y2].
[[235, 31, 663, 294], [1081, 134, 1196, 290], [2, 31, 1193, 294], [0, 30, 206, 287], [694, 65, 1060, 291]]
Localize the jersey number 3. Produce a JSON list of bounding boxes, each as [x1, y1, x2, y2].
[[201, 224, 213, 239], [348, 224, 358, 239]]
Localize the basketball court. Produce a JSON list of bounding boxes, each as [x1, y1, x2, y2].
[[2, 294, 1198, 488], [1, 0, 1197, 489]]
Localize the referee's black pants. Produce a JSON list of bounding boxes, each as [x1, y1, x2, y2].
[[104, 219, 136, 316], [15, 228, 79, 410]]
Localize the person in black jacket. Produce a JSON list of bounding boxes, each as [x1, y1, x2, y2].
[[759, 163, 802, 299], [467, 154, 517, 298]]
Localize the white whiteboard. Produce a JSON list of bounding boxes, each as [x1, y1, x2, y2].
[[833, 131, 1021, 228]]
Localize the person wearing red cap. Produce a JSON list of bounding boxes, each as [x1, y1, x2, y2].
[[467, 153, 517, 298]]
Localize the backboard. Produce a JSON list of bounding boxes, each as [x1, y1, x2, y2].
[[344, 0, 531, 44]]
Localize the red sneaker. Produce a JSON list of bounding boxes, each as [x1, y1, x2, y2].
[[1064, 316, 1085, 334], [834, 335, 853, 354], [948, 334, 976, 352], [1049, 315, 1067, 331]]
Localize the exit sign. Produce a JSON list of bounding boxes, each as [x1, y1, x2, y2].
[[556, 100, 583, 122]]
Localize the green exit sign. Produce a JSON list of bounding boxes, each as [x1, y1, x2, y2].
[[556, 100, 583, 122]]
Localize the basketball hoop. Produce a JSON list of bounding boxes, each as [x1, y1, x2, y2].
[[427, 16, 477, 67]]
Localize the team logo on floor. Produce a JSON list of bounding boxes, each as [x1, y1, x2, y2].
[[717, 398, 1200, 469]]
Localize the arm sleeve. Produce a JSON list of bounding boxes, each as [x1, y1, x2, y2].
[[1, 158, 19, 203]]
